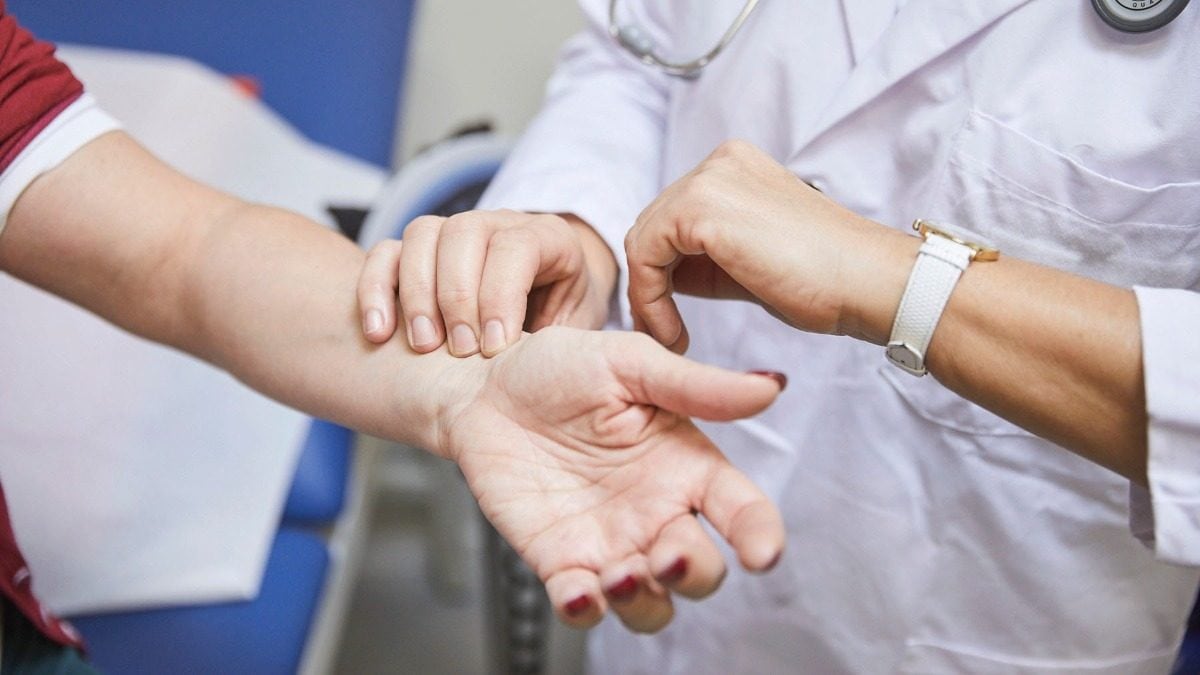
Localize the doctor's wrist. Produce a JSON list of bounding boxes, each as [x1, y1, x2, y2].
[[563, 213, 619, 315], [836, 224, 921, 346]]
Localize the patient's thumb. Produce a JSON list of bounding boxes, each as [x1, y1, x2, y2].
[[621, 336, 786, 421]]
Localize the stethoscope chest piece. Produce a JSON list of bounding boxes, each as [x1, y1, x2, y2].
[[1092, 0, 1190, 32]]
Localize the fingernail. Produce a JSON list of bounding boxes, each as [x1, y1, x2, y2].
[[449, 323, 478, 355], [564, 595, 592, 617], [364, 308, 383, 335], [606, 575, 638, 601], [410, 315, 437, 349], [749, 370, 788, 390], [764, 550, 783, 571], [481, 320, 506, 355], [656, 558, 688, 584]]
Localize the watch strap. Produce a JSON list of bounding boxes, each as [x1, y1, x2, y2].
[[885, 234, 973, 376]]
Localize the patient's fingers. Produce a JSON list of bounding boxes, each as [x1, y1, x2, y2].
[[600, 555, 674, 633], [545, 568, 606, 629], [648, 514, 727, 599], [358, 239, 403, 343], [397, 215, 447, 352], [700, 463, 785, 572]]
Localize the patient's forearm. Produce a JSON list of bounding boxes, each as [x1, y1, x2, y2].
[[182, 200, 474, 449], [0, 131, 463, 452]]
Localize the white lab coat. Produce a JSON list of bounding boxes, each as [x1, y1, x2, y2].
[[481, 0, 1200, 672]]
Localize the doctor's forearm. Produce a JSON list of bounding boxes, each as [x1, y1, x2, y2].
[[845, 237, 1147, 483]]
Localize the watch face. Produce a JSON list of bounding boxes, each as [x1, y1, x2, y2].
[[913, 219, 1000, 260]]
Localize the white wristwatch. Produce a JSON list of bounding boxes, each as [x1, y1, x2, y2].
[[885, 219, 999, 376]]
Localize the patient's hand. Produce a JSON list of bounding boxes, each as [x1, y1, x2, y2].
[[434, 326, 785, 633]]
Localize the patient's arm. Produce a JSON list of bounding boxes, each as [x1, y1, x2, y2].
[[0, 131, 785, 632]]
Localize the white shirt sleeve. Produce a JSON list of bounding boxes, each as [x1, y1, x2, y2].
[[0, 93, 121, 237], [476, 0, 673, 326], [1130, 285, 1200, 566]]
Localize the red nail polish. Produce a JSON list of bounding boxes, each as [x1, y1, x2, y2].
[[564, 595, 592, 617], [606, 575, 639, 600], [749, 370, 788, 390], [657, 558, 688, 584]]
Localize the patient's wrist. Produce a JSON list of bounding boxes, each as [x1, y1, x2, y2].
[[401, 348, 491, 460]]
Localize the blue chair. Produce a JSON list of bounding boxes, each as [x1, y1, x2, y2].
[[282, 420, 355, 526], [67, 529, 329, 675]]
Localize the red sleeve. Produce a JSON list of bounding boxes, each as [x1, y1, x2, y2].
[[0, 1, 83, 173]]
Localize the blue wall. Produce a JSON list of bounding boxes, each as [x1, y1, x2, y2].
[[8, 0, 416, 167]]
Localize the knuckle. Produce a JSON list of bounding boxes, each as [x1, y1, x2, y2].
[[399, 278, 435, 300], [442, 211, 488, 235], [491, 226, 537, 252], [437, 285, 477, 309], [477, 288, 520, 317], [712, 138, 753, 160], [532, 211, 568, 228], [362, 280, 394, 296], [364, 239, 403, 266], [675, 176, 713, 210], [403, 215, 443, 240]]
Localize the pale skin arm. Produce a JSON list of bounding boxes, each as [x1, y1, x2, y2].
[[0, 131, 788, 632], [625, 140, 1148, 484]]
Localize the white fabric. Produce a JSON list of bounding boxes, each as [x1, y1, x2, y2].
[[1132, 286, 1200, 567], [0, 95, 120, 235], [0, 46, 385, 614], [480, 1, 1200, 672]]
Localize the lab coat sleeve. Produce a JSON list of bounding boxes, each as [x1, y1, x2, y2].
[[1129, 286, 1200, 566], [476, 0, 674, 326]]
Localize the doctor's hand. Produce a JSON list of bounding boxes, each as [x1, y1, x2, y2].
[[434, 326, 786, 632], [358, 210, 617, 357], [626, 140, 914, 352]]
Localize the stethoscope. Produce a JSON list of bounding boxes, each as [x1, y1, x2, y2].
[[609, 0, 1191, 78]]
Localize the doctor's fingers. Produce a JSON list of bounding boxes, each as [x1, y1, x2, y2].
[[477, 217, 587, 356], [648, 514, 727, 599], [625, 207, 708, 352], [397, 215, 449, 353], [358, 239, 404, 343], [432, 211, 508, 357]]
